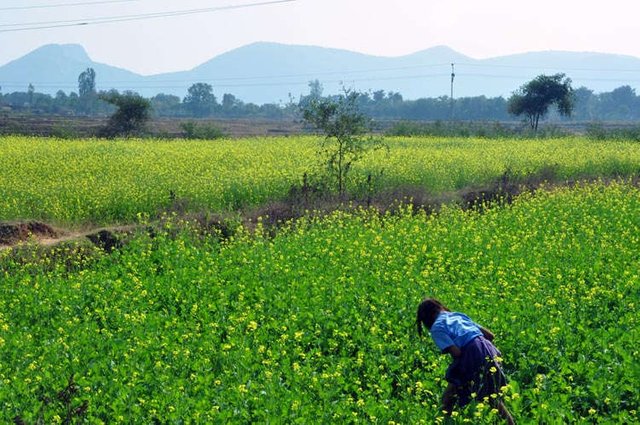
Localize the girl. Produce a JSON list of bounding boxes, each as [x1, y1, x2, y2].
[[416, 298, 514, 424]]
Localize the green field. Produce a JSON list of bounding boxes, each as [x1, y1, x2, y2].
[[1, 136, 639, 423], [2, 136, 640, 225]]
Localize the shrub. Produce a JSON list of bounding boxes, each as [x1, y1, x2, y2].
[[98, 92, 151, 138], [180, 121, 226, 140]]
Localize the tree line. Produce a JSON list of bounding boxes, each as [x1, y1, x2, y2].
[[1, 68, 640, 122]]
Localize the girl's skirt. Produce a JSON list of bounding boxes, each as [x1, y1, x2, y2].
[[445, 335, 507, 407]]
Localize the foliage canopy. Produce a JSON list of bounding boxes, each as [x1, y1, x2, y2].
[[508, 73, 574, 131], [99, 91, 151, 138], [78, 68, 96, 98], [183, 83, 217, 117]]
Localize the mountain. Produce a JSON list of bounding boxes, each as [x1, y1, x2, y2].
[[0, 44, 144, 95], [2, 42, 640, 104], [144, 43, 477, 104]]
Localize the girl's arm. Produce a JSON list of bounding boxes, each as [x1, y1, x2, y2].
[[480, 327, 495, 341], [443, 345, 462, 358]]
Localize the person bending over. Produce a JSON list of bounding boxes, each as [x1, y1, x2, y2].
[[416, 298, 514, 424]]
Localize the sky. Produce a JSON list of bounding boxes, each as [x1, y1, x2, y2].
[[1, 0, 640, 75]]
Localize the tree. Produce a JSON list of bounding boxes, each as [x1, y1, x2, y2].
[[53, 90, 71, 114], [183, 83, 217, 117], [150, 93, 181, 117], [373, 90, 386, 103], [99, 91, 151, 137], [78, 68, 96, 97], [299, 80, 324, 109], [78, 68, 97, 115], [222, 93, 239, 112], [508, 73, 573, 131], [387, 92, 403, 104], [308, 79, 323, 99], [301, 89, 386, 197], [599, 85, 637, 120], [571, 87, 594, 120], [27, 84, 35, 107]]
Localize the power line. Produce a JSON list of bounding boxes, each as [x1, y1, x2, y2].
[[0, 0, 140, 12], [0, 0, 297, 32], [3, 64, 638, 87], [0, 0, 296, 27], [4, 71, 640, 92], [0, 72, 452, 91], [458, 72, 640, 83], [0, 22, 91, 32], [457, 62, 640, 74], [0, 63, 451, 86]]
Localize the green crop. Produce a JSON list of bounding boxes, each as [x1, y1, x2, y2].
[[1, 136, 640, 225], [1, 182, 638, 423]]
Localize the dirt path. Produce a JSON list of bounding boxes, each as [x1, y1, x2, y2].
[[0, 222, 139, 252]]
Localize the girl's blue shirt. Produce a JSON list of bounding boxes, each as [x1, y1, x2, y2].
[[430, 311, 483, 352]]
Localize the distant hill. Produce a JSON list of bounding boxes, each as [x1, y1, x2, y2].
[[2, 42, 640, 104], [0, 44, 145, 95]]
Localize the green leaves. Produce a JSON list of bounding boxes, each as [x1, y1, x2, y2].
[[1, 182, 639, 422], [508, 73, 574, 130], [2, 136, 640, 226]]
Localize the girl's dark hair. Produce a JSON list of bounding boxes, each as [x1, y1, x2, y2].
[[416, 298, 450, 337]]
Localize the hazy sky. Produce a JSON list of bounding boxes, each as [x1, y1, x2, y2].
[[1, 0, 639, 75]]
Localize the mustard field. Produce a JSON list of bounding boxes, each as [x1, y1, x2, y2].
[[1, 135, 639, 423], [1, 135, 640, 225]]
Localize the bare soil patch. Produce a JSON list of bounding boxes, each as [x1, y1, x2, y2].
[[0, 223, 138, 253], [0, 221, 58, 246]]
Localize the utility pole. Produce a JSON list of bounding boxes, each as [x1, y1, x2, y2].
[[450, 63, 455, 120]]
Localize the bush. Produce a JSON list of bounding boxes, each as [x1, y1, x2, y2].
[[98, 92, 151, 138], [180, 121, 226, 140], [50, 122, 79, 139]]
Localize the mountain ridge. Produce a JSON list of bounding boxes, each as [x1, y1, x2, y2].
[[2, 42, 639, 104]]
